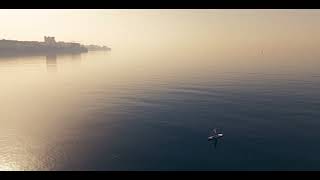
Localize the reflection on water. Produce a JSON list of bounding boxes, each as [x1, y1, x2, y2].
[[208, 138, 220, 149], [213, 139, 218, 149], [46, 54, 57, 72], [45, 53, 82, 73], [0, 49, 320, 170]]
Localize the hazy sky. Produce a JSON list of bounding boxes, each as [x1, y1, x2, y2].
[[1, 9, 320, 52]]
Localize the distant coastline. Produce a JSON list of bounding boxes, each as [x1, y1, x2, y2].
[[0, 36, 110, 57], [84, 44, 111, 51]]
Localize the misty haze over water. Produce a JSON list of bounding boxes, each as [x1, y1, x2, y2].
[[0, 10, 320, 170]]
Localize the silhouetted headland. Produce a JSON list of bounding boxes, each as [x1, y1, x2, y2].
[[84, 45, 111, 51], [0, 36, 110, 57]]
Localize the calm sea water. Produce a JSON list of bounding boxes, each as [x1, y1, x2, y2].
[[0, 49, 320, 170]]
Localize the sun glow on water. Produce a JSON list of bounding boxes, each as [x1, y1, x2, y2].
[[0, 162, 21, 171]]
